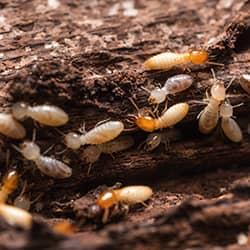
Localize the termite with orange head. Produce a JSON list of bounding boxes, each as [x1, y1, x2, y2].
[[64, 121, 124, 150], [198, 70, 232, 134], [0, 170, 19, 203], [129, 98, 189, 132], [97, 185, 153, 223], [13, 133, 72, 179], [0, 170, 32, 230], [143, 50, 223, 71], [219, 102, 243, 143], [12, 102, 69, 126], [0, 113, 26, 139]]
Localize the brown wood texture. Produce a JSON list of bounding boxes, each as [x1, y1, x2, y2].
[[0, 0, 249, 249]]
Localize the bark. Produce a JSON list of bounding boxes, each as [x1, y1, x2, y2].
[[0, 0, 249, 249]]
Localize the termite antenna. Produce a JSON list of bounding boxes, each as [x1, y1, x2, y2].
[[128, 97, 140, 112], [54, 128, 66, 136], [233, 103, 244, 109], [207, 61, 224, 67], [12, 144, 22, 153], [140, 86, 151, 94], [43, 144, 55, 155], [211, 68, 216, 80], [226, 76, 236, 90]]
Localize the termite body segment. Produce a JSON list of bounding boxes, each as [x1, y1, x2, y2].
[[82, 135, 135, 164], [220, 103, 243, 143], [12, 102, 69, 126], [0, 114, 26, 139], [240, 74, 250, 94], [97, 185, 153, 223], [0, 203, 32, 229], [149, 74, 193, 104], [198, 80, 226, 134], [135, 103, 189, 132], [0, 171, 19, 203], [16, 141, 72, 178], [144, 51, 208, 70], [65, 121, 124, 149]]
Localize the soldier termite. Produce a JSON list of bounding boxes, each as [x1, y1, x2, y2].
[[240, 74, 250, 94], [142, 128, 182, 152], [97, 185, 153, 223], [129, 98, 189, 132], [12, 102, 69, 126], [0, 170, 19, 203], [82, 135, 134, 167], [143, 74, 193, 105], [13, 133, 72, 179], [0, 170, 32, 230], [220, 102, 243, 143], [143, 50, 223, 71], [64, 121, 124, 150], [198, 70, 232, 134], [0, 113, 26, 139]]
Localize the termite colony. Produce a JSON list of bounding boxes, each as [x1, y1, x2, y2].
[[0, 47, 247, 227]]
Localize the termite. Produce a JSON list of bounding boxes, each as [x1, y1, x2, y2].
[[0, 113, 26, 139], [97, 185, 153, 223], [13, 137, 72, 179], [82, 135, 134, 165], [198, 71, 231, 134], [219, 102, 243, 143], [0, 170, 32, 229], [144, 74, 193, 105], [12, 102, 69, 126], [240, 74, 250, 94], [129, 98, 189, 132], [0, 203, 32, 229], [144, 50, 222, 71], [142, 128, 182, 152], [0, 170, 19, 203], [64, 121, 124, 150]]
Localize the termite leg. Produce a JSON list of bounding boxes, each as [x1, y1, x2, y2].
[[94, 118, 111, 128], [226, 76, 235, 90], [161, 99, 169, 114], [43, 144, 55, 155], [140, 201, 149, 207], [78, 122, 87, 134], [102, 208, 110, 224], [140, 86, 151, 94], [197, 109, 204, 120], [163, 139, 170, 152], [87, 163, 93, 176]]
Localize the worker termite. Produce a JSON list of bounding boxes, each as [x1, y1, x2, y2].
[[0, 170, 32, 229], [12, 102, 69, 126], [144, 50, 223, 71], [82, 135, 134, 171], [198, 71, 232, 134], [13, 134, 72, 179], [97, 185, 153, 223], [141, 128, 182, 152], [144, 74, 193, 105], [129, 98, 189, 132], [0, 113, 26, 139], [64, 121, 124, 149], [0, 170, 19, 203], [220, 102, 243, 143], [240, 74, 250, 94]]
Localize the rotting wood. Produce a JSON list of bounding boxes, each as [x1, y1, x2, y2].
[[0, 0, 249, 249]]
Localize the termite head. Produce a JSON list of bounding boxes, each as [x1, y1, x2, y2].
[[12, 102, 29, 120], [148, 88, 166, 104], [220, 102, 233, 118], [144, 133, 162, 151], [2, 170, 19, 193], [189, 50, 208, 64], [81, 146, 101, 164], [64, 132, 81, 149], [19, 141, 40, 160], [211, 82, 226, 101], [97, 190, 118, 209]]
